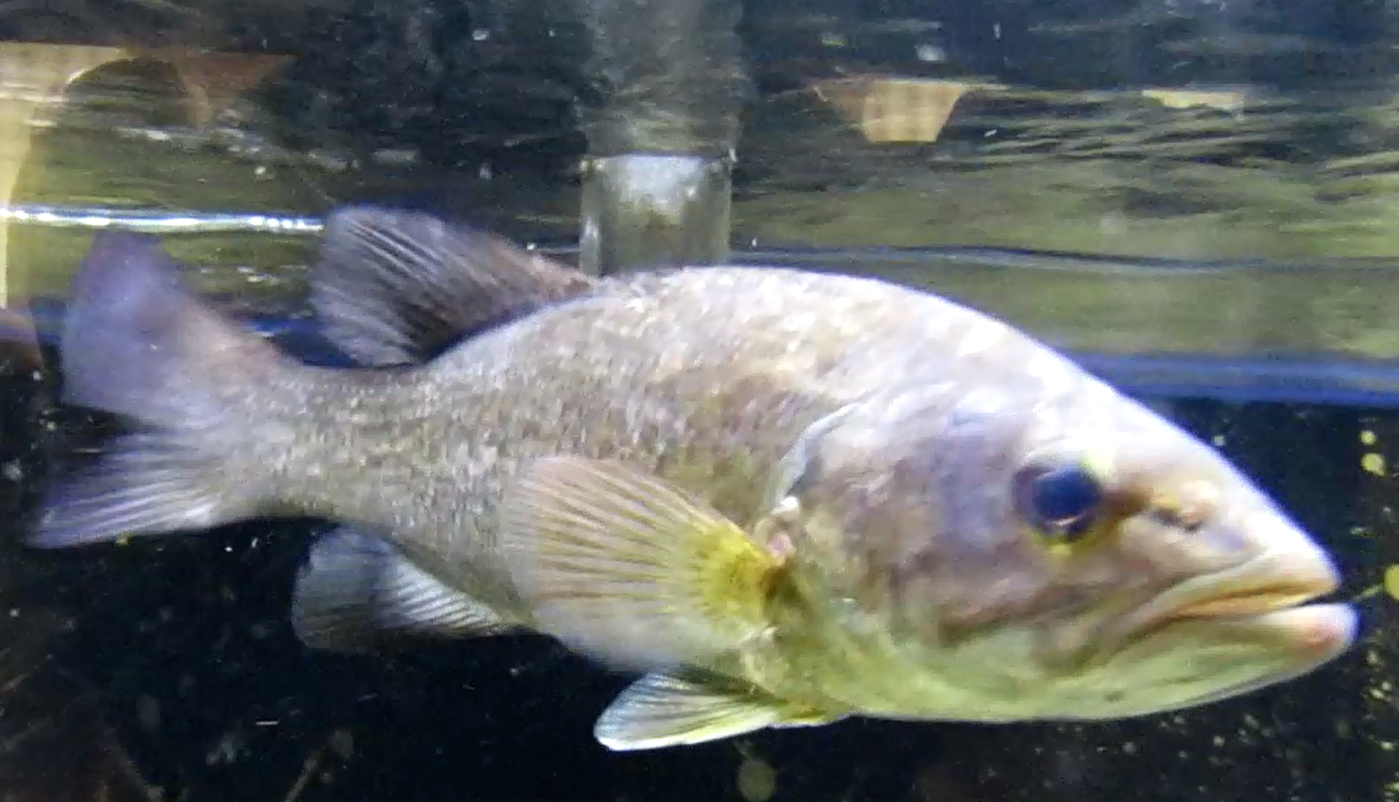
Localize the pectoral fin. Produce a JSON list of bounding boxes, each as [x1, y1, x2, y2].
[[594, 670, 844, 751], [497, 456, 786, 671]]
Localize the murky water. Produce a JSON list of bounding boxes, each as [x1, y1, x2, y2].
[[3, 2, 1399, 801]]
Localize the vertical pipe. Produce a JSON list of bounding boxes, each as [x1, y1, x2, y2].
[[575, 0, 747, 275]]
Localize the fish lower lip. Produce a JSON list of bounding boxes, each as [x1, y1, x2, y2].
[[1158, 602, 1359, 703]]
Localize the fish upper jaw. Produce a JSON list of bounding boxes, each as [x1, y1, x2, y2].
[[1127, 539, 1340, 629]]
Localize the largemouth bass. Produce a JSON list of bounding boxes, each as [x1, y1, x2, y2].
[[32, 209, 1356, 751]]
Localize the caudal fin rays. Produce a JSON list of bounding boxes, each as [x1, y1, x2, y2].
[[30, 233, 287, 549]]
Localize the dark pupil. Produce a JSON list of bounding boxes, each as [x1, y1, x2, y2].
[[1016, 465, 1105, 539]]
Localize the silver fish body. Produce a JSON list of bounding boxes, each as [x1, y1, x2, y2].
[[32, 208, 1356, 750]]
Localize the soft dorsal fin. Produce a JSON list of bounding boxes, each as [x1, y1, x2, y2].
[[310, 207, 598, 366]]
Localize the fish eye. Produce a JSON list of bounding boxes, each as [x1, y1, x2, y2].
[[1013, 462, 1106, 542]]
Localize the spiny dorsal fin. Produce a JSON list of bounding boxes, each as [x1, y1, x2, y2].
[[311, 207, 598, 366]]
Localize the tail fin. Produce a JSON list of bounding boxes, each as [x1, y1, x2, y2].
[[30, 232, 287, 549]]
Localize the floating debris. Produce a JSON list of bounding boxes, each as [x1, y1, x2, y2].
[[1384, 564, 1399, 602], [1362, 452, 1387, 477], [1140, 86, 1264, 114], [735, 742, 777, 802], [811, 77, 1007, 144]]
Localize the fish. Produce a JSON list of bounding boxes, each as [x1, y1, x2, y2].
[[29, 207, 1357, 751]]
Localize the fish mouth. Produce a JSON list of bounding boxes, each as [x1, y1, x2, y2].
[[1040, 544, 1356, 719], [1116, 548, 1353, 655]]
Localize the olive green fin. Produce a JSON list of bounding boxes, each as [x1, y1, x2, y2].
[[291, 527, 516, 653], [498, 456, 784, 670], [594, 671, 842, 751], [311, 207, 597, 366]]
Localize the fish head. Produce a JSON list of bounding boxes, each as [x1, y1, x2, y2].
[[764, 373, 1355, 721]]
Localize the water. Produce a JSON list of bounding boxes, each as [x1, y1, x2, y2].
[[2, 338, 1393, 802], [2, 1, 1399, 801]]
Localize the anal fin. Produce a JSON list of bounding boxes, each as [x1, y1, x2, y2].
[[594, 670, 845, 751], [291, 527, 515, 653]]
